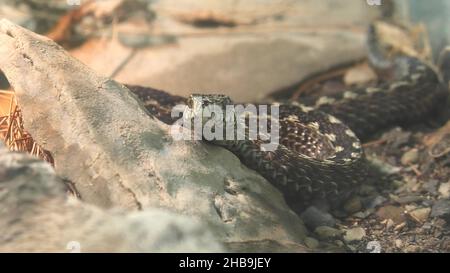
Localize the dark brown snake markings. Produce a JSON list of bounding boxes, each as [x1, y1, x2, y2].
[[125, 57, 447, 206], [124, 23, 449, 205]]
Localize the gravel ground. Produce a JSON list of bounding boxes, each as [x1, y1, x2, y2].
[[275, 60, 450, 253]]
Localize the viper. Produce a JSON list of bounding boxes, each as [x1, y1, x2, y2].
[[125, 24, 449, 206]]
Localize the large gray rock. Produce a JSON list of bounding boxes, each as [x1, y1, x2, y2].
[[0, 144, 223, 252], [0, 19, 307, 251], [69, 0, 380, 102]]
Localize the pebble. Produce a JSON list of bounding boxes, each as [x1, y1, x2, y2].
[[431, 199, 450, 221], [363, 195, 387, 209], [409, 207, 431, 223], [304, 237, 319, 249], [353, 209, 374, 219], [381, 128, 411, 148], [359, 185, 377, 195], [404, 204, 417, 211], [334, 240, 345, 247], [405, 245, 420, 253], [405, 178, 421, 192], [376, 205, 406, 224], [392, 180, 405, 188], [343, 227, 366, 242], [422, 222, 432, 230], [346, 244, 356, 252], [314, 226, 343, 240], [438, 182, 450, 198], [300, 206, 336, 230], [391, 195, 423, 205], [422, 180, 439, 195], [385, 219, 394, 230], [395, 239, 403, 248], [394, 222, 407, 232], [401, 148, 419, 165], [368, 157, 402, 174], [344, 196, 362, 214]]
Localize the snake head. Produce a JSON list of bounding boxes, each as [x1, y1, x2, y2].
[[186, 94, 233, 124], [187, 94, 232, 109]]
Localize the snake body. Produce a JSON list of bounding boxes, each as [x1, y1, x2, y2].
[[125, 27, 448, 205]]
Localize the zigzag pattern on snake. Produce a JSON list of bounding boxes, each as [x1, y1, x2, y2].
[[123, 26, 449, 206]]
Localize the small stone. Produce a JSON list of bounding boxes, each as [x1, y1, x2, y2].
[[353, 212, 365, 218], [405, 244, 420, 253], [431, 199, 450, 221], [376, 205, 406, 224], [353, 209, 374, 219], [344, 196, 362, 214], [394, 239, 403, 248], [404, 205, 417, 212], [391, 195, 423, 205], [301, 206, 336, 230], [359, 185, 377, 195], [368, 157, 401, 174], [343, 227, 366, 242], [422, 180, 439, 195], [334, 240, 345, 247], [385, 219, 395, 230], [304, 237, 319, 249], [394, 222, 407, 232], [422, 222, 432, 230], [409, 207, 431, 223], [372, 230, 382, 236], [381, 128, 412, 148], [363, 195, 387, 209], [314, 226, 343, 240], [404, 177, 421, 192], [401, 148, 419, 165], [438, 182, 450, 198], [347, 244, 356, 252], [441, 239, 450, 251], [392, 180, 405, 188]]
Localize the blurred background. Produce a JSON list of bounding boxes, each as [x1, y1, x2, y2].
[[0, 0, 440, 101], [0, 0, 448, 102]]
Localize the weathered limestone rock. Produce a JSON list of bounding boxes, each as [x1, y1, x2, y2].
[[0, 144, 223, 252], [0, 19, 307, 251]]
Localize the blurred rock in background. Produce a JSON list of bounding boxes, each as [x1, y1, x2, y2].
[[1, 0, 383, 101]]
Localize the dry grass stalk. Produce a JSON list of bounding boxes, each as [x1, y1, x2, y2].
[[0, 90, 54, 165]]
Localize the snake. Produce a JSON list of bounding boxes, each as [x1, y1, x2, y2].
[[124, 24, 449, 206]]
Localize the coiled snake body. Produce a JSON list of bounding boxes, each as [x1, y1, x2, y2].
[[125, 28, 448, 205]]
